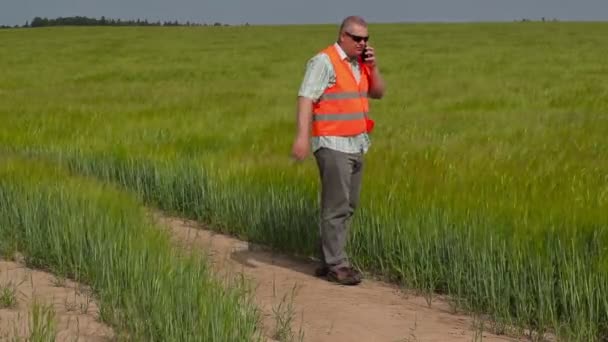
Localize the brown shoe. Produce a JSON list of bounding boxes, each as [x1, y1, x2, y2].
[[327, 266, 362, 286], [314, 265, 330, 277]]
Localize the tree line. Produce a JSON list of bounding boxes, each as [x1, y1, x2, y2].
[[0, 16, 235, 29]]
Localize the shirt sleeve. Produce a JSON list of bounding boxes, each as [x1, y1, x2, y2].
[[297, 53, 332, 101]]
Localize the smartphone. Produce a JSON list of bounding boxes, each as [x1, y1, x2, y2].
[[361, 47, 370, 61], [361, 48, 369, 61]]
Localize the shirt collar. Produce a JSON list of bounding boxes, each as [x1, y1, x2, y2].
[[334, 42, 355, 62]]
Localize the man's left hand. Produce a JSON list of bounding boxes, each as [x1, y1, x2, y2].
[[363, 45, 377, 68]]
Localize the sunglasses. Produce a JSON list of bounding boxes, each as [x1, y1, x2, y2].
[[345, 31, 369, 43]]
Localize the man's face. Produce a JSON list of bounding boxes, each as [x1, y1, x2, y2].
[[340, 24, 369, 59]]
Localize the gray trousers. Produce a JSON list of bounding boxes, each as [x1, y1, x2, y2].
[[314, 147, 364, 269]]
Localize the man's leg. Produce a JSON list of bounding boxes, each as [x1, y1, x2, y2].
[[349, 152, 364, 222], [314, 148, 362, 284], [345, 152, 364, 279]]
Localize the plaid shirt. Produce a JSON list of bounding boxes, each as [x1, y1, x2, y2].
[[298, 43, 371, 154]]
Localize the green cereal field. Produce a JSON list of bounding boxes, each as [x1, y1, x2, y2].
[[1, 22, 607, 340]]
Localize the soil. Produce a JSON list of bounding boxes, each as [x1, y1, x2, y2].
[[0, 211, 528, 342], [0, 260, 114, 341], [156, 213, 524, 342]]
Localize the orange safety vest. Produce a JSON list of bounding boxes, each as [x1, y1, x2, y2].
[[312, 45, 374, 137]]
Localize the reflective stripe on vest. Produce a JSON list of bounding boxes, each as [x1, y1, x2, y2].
[[312, 112, 366, 121], [319, 91, 368, 101], [312, 45, 370, 137]]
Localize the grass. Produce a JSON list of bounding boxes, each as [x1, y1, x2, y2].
[[2, 300, 58, 342], [271, 282, 304, 342], [0, 22, 607, 340], [28, 300, 57, 342], [0, 158, 262, 341], [0, 281, 18, 309]]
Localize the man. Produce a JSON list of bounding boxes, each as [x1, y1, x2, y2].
[[291, 16, 386, 285]]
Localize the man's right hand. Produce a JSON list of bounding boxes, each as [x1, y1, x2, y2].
[[291, 136, 310, 161]]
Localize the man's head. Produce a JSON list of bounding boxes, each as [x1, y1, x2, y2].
[[337, 16, 369, 59]]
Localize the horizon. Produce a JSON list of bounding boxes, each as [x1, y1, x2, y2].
[[2, 15, 606, 28], [2, 0, 608, 27]]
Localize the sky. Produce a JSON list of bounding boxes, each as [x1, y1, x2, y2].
[[1, 0, 607, 27]]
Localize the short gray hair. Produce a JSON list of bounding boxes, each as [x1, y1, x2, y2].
[[339, 16, 368, 34]]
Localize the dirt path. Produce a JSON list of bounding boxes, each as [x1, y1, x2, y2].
[[156, 213, 522, 342], [0, 260, 114, 341]]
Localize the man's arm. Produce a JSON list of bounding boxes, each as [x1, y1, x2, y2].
[[291, 54, 331, 160], [368, 65, 386, 99], [363, 45, 386, 99], [294, 96, 314, 142]]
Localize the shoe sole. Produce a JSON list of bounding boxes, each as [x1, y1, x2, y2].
[[327, 274, 362, 286]]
